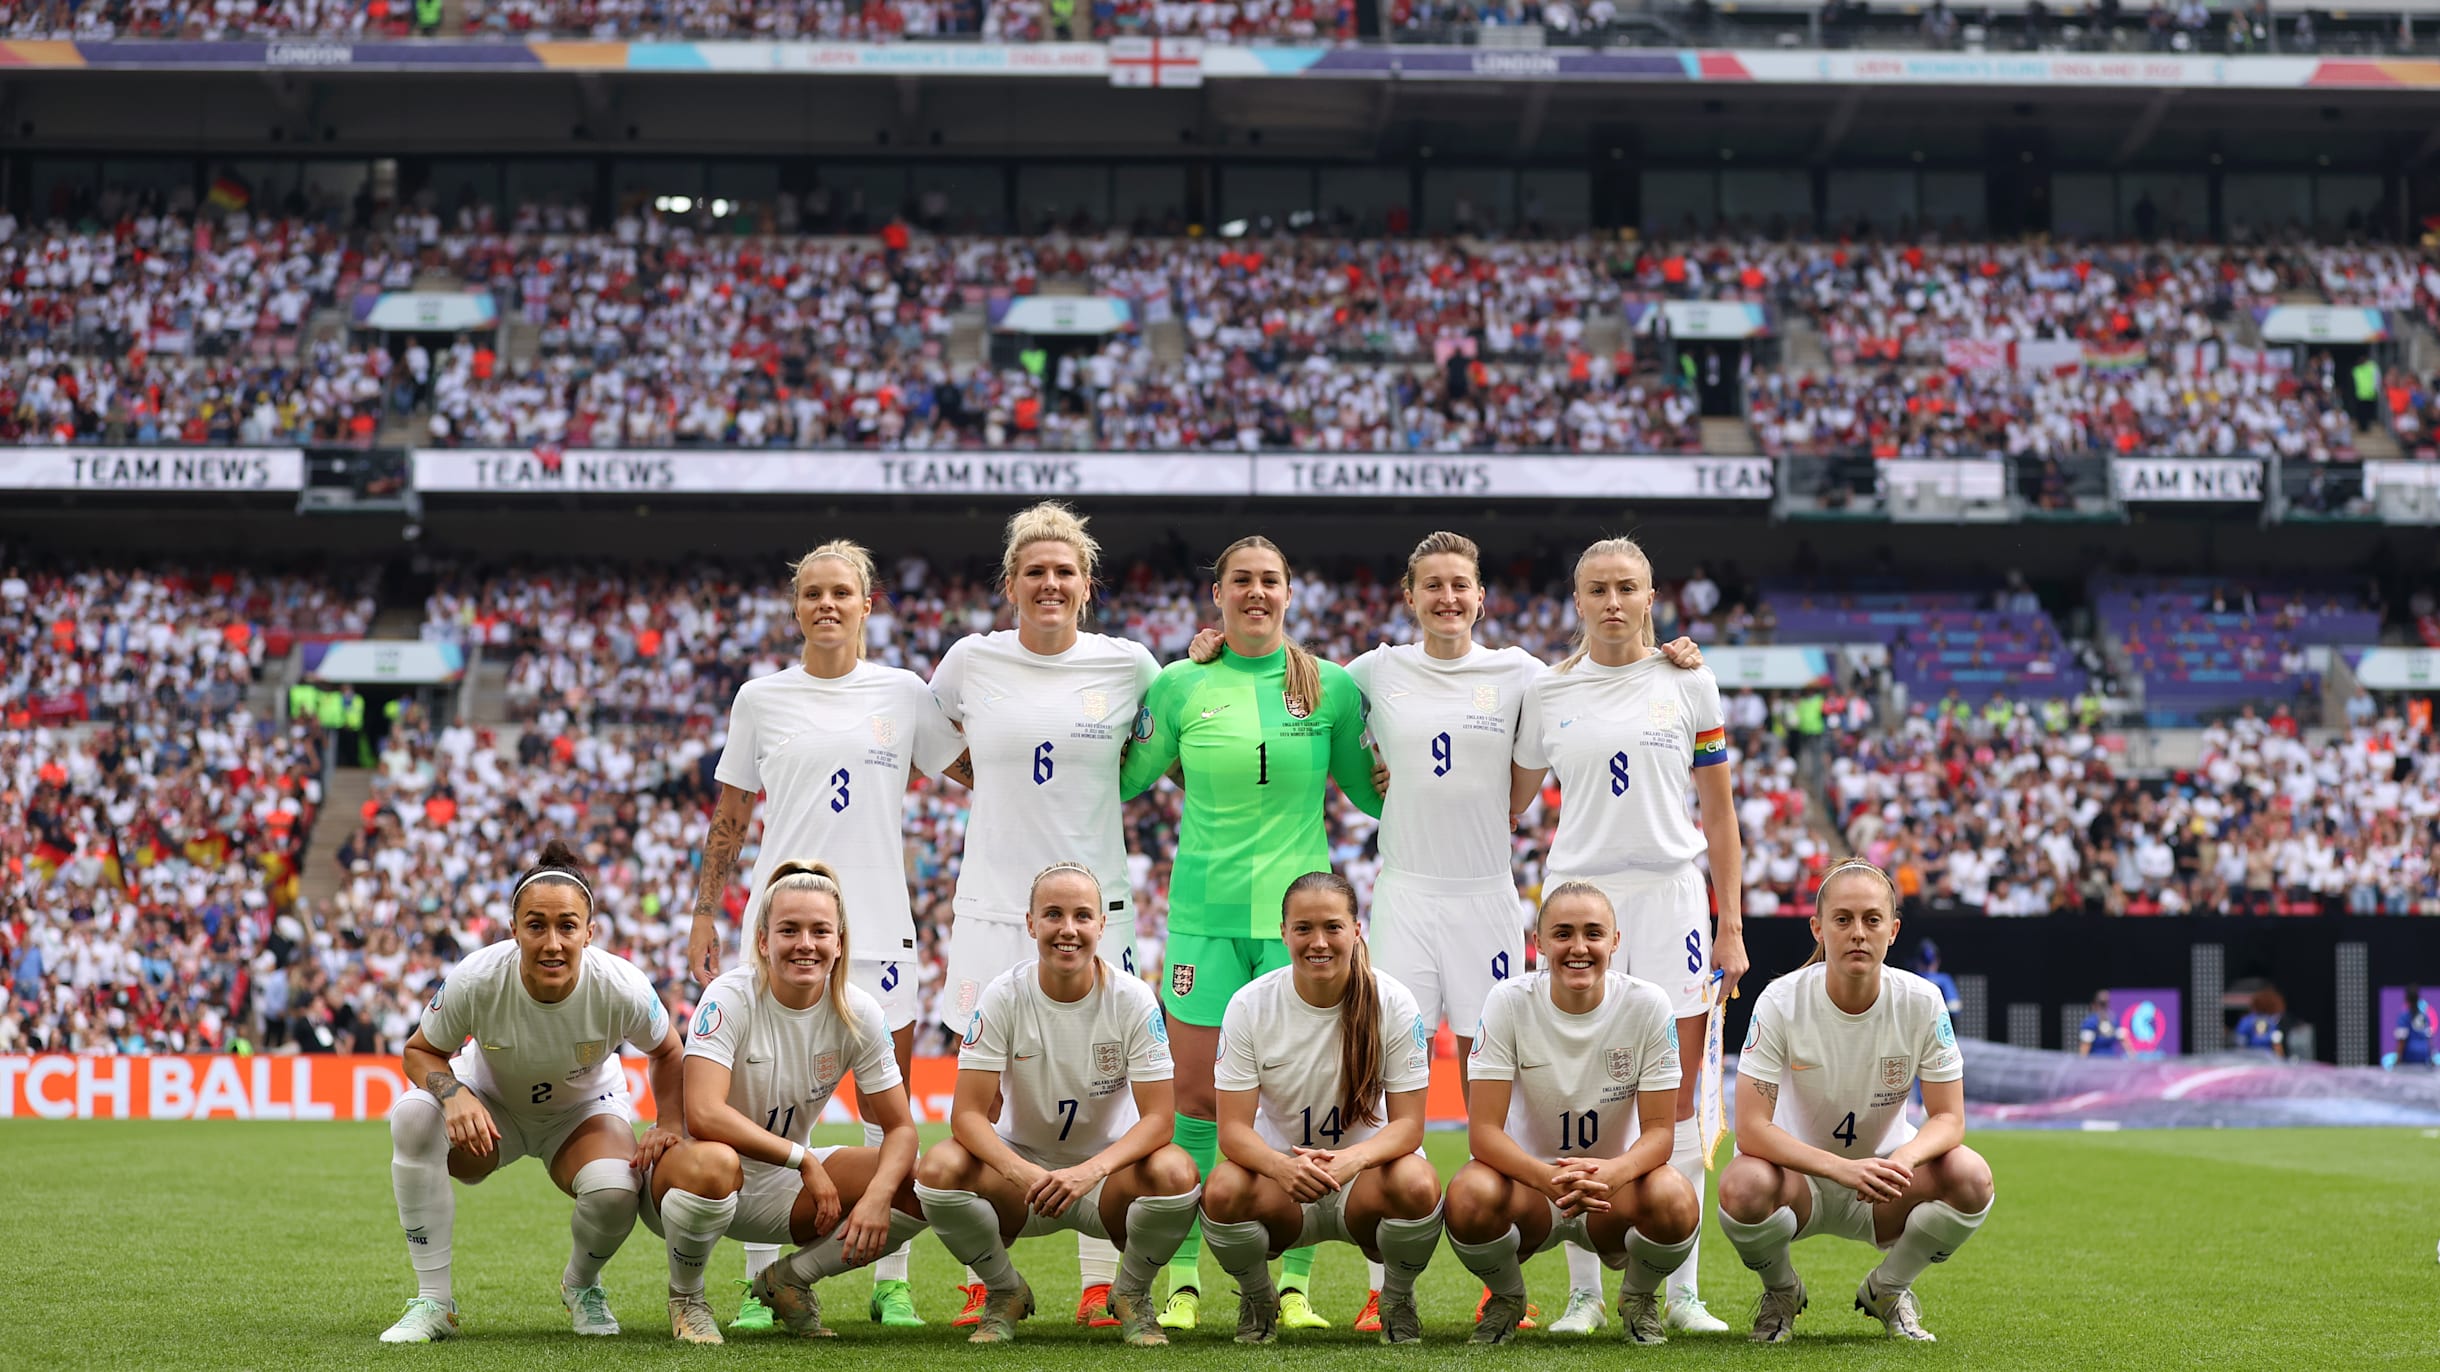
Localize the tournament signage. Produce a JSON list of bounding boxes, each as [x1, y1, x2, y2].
[[412, 449, 1776, 500], [0, 448, 304, 491], [2110, 457, 2264, 503]]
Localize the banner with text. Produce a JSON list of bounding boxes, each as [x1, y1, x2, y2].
[[0, 448, 304, 492], [413, 450, 1776, 500], [2110, 457, 2265, 502]]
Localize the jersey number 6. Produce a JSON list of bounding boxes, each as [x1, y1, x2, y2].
[[1033, 741, 1055, 785]]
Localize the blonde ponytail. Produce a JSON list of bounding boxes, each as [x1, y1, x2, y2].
[[1557, 535, 1659, 673], [758, 859, 864, 1045]]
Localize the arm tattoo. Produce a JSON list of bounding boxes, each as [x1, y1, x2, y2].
[[942, 752, 976, 789], [1755, 1080, 1778, 1108], [426, 1071, 462, 1102], [693, 803, 746, 922]]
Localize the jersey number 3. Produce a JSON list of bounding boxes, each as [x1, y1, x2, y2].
[[828, 767, 851, 813]]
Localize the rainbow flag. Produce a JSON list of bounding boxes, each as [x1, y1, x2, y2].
[[2082, 341, 2149, 374], [1693, 725, 1729, 767]]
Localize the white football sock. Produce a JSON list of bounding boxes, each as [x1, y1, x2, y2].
[[660, 1188, 738, 1296], [743, 1243, 780, 1281], [1871, 1199, 1990, 1290], [1079, 1232, 1120, 1288], [1717, 1205, 1800, 1291], [915, 1185, 1019, 1292], [1451, 1224, 1526, 1301], [1115, 1189, 1201, 1297], [780, 1207, 929, 1285], [867, 1120, 912, 1283], [388, 1091, 454, 1304], [1621, 1226, 1700, 1297], [565, 1157, 639, 1289], [1199, 1218, 1275, 1295], [1565, 1241, 1604, 1296], [1366, 1258, 1386, 1292], [1374, 1202, 1444, 1301], [1666, 1117, 1705, 1302]]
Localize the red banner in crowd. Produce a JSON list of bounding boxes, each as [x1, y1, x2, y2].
[[1, 1055, 1476, 1123]]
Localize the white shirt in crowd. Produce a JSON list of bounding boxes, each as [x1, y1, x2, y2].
[[421, 941, 667, 1118], [715, 661, 964, 961], [957, 960, 1172, 1167], [1215, 967, 1431, 1155], [1469, 969, 1681, 1159], [1736, 963, 1963, 1159], [685, 966, 898, 1171], [929, 630, 1159, 924], [1347, 642, 1546, 886], [1516, 657, 1728, 877]]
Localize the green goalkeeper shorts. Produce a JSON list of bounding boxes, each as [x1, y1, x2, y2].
[[1159, 932, 1292, 1028]]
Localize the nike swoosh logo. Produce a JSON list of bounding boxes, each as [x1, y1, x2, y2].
[[1790, 1062, 1817, 1072], [481, 1043, 508, 1051], [1200, 705, 1231, 719], [1013, 1053, 1037, 1061], [745, 1056, 768, 1064]]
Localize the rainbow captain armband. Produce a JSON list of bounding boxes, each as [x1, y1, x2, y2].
[[1692, 726, 1729, 767]]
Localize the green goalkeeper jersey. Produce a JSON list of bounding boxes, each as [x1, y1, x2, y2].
[[1119, 645, 1383, 939]]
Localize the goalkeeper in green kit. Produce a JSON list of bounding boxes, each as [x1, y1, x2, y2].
[[1119, 534, 1385, 1333]]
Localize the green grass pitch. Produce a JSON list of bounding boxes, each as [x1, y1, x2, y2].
[[3, 1122, 2433, 1369]]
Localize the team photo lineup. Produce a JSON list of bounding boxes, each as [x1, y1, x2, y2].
[[366, 509, 1988, 1349]]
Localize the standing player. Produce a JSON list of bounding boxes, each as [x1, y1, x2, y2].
[[928, 502, 1160, 1328], [1200, 873, 1445, 1345], [380, 840, 687, 1344], [685, 539, 965, 1330], [1510, 535, 1748, 1334], [2395, 985, 2435, 1068], [1717, 861, 1995, 1343], [1348, 530, 1699, 1335], [643, 862, 930, 1342], [2078, 992, 2125, 1057], [1118, 535, 1384, 1332], [915, 863, 1203, 1346], [1445, 882, 1699, 1345]]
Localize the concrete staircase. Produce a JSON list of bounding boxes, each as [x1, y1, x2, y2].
[[947, 307, 988, 371], [299, 765, 373, 907], [2355, 420, 2404, 460], [467, 657, 514, 727], [1780, 314, 1830, 375], [1147, 314, 1186, 367], [1700, 416, 1760, 455], [505, 315, 542, 369]]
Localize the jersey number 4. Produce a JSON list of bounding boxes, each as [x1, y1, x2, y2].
[[1298, 1105, 1345, 1147], [1833, 1111, 1858, 1147]]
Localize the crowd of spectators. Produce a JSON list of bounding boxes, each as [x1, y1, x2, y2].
[[0, 0, 1343, 38]]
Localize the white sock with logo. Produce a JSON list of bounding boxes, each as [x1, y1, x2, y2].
[[388, 1091, 454, 1304], [660, 1189, 738, 1296]]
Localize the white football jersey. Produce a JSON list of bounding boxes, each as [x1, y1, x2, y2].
[[422, 941, 667, 1119], [1215, 967, 1432, 1155], [716, 661, 964, 962], [1515, 657, 1728, 877], [1469, 969, 1681, 1159], [1346, 643, 1546, 886], [685, 967, 899, 1173], [957, 961, 1173, 1167], [931, 630, 1159, 925], [1737, 964, 1963, 1159]]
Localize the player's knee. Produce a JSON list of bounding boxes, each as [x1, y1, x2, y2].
[[1442, 1164, 1509, 1242], [1717, 1159, 1781, 1222], [914, 1140, 973, 1191], [388, 1091, 445, 1157], [1939, 1147, 1995, 1211], [1381, 1155, 1441, 1218], [1643, 1169, 1700, 1242], [661, 1140, 743, 1198], [1200, 1163, 1256, 1223], [1143, 1144, 1200, 1196]]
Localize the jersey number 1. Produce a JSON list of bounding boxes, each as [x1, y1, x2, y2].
[[1256, 742, 1269, 785]]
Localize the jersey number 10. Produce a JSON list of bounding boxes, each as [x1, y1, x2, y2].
[[1557, 1109, 1599, 1151]]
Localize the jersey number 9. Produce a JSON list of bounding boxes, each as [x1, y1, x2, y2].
[[1431, 731, 1452, 777]]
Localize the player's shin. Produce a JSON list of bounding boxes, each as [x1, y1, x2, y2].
[[866, 1120, 912, 1283], [1451, 1223, 1527, 1300], [1200, 1217, 1276, 1298], [1717, 1205, 1801, 1291], [779, 1208, 930, 1285], [1666, 1117, 1705, 1301], [916, 1185, 1021, 1293], [389, 1092, 455, 1303], [1870, 1198, 1991, 1291], [1166, 1114, 1218, 1290], [1374, 1201, 1445, 1301], [1117, 1189, 1204, 1298], [1622, 1226, 1699, 1297], [566, 1158, 641, 1289], [661, 1190, 738, 1296]]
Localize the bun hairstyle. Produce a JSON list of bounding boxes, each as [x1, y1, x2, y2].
[[757, 859, 862, 1043], [788, 540, 879, 660], [1214, 535, 1322, 719], [1556, 535, 1660, 673], [1002, 502, 1100, 620], [511, 839, 595, 916], [1282, 870, 1384, 1131], [1028, 861, 1110, 988], [1801, 858, 1901, 969]]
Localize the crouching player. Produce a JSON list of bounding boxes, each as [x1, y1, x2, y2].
[[1200, 872, 1445, 1345], [1718, 860, 1995, 1343], [1445, 882, 1700, 1345], [643, 861, 928, 1342], [916, 863, 1203, 1346]]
